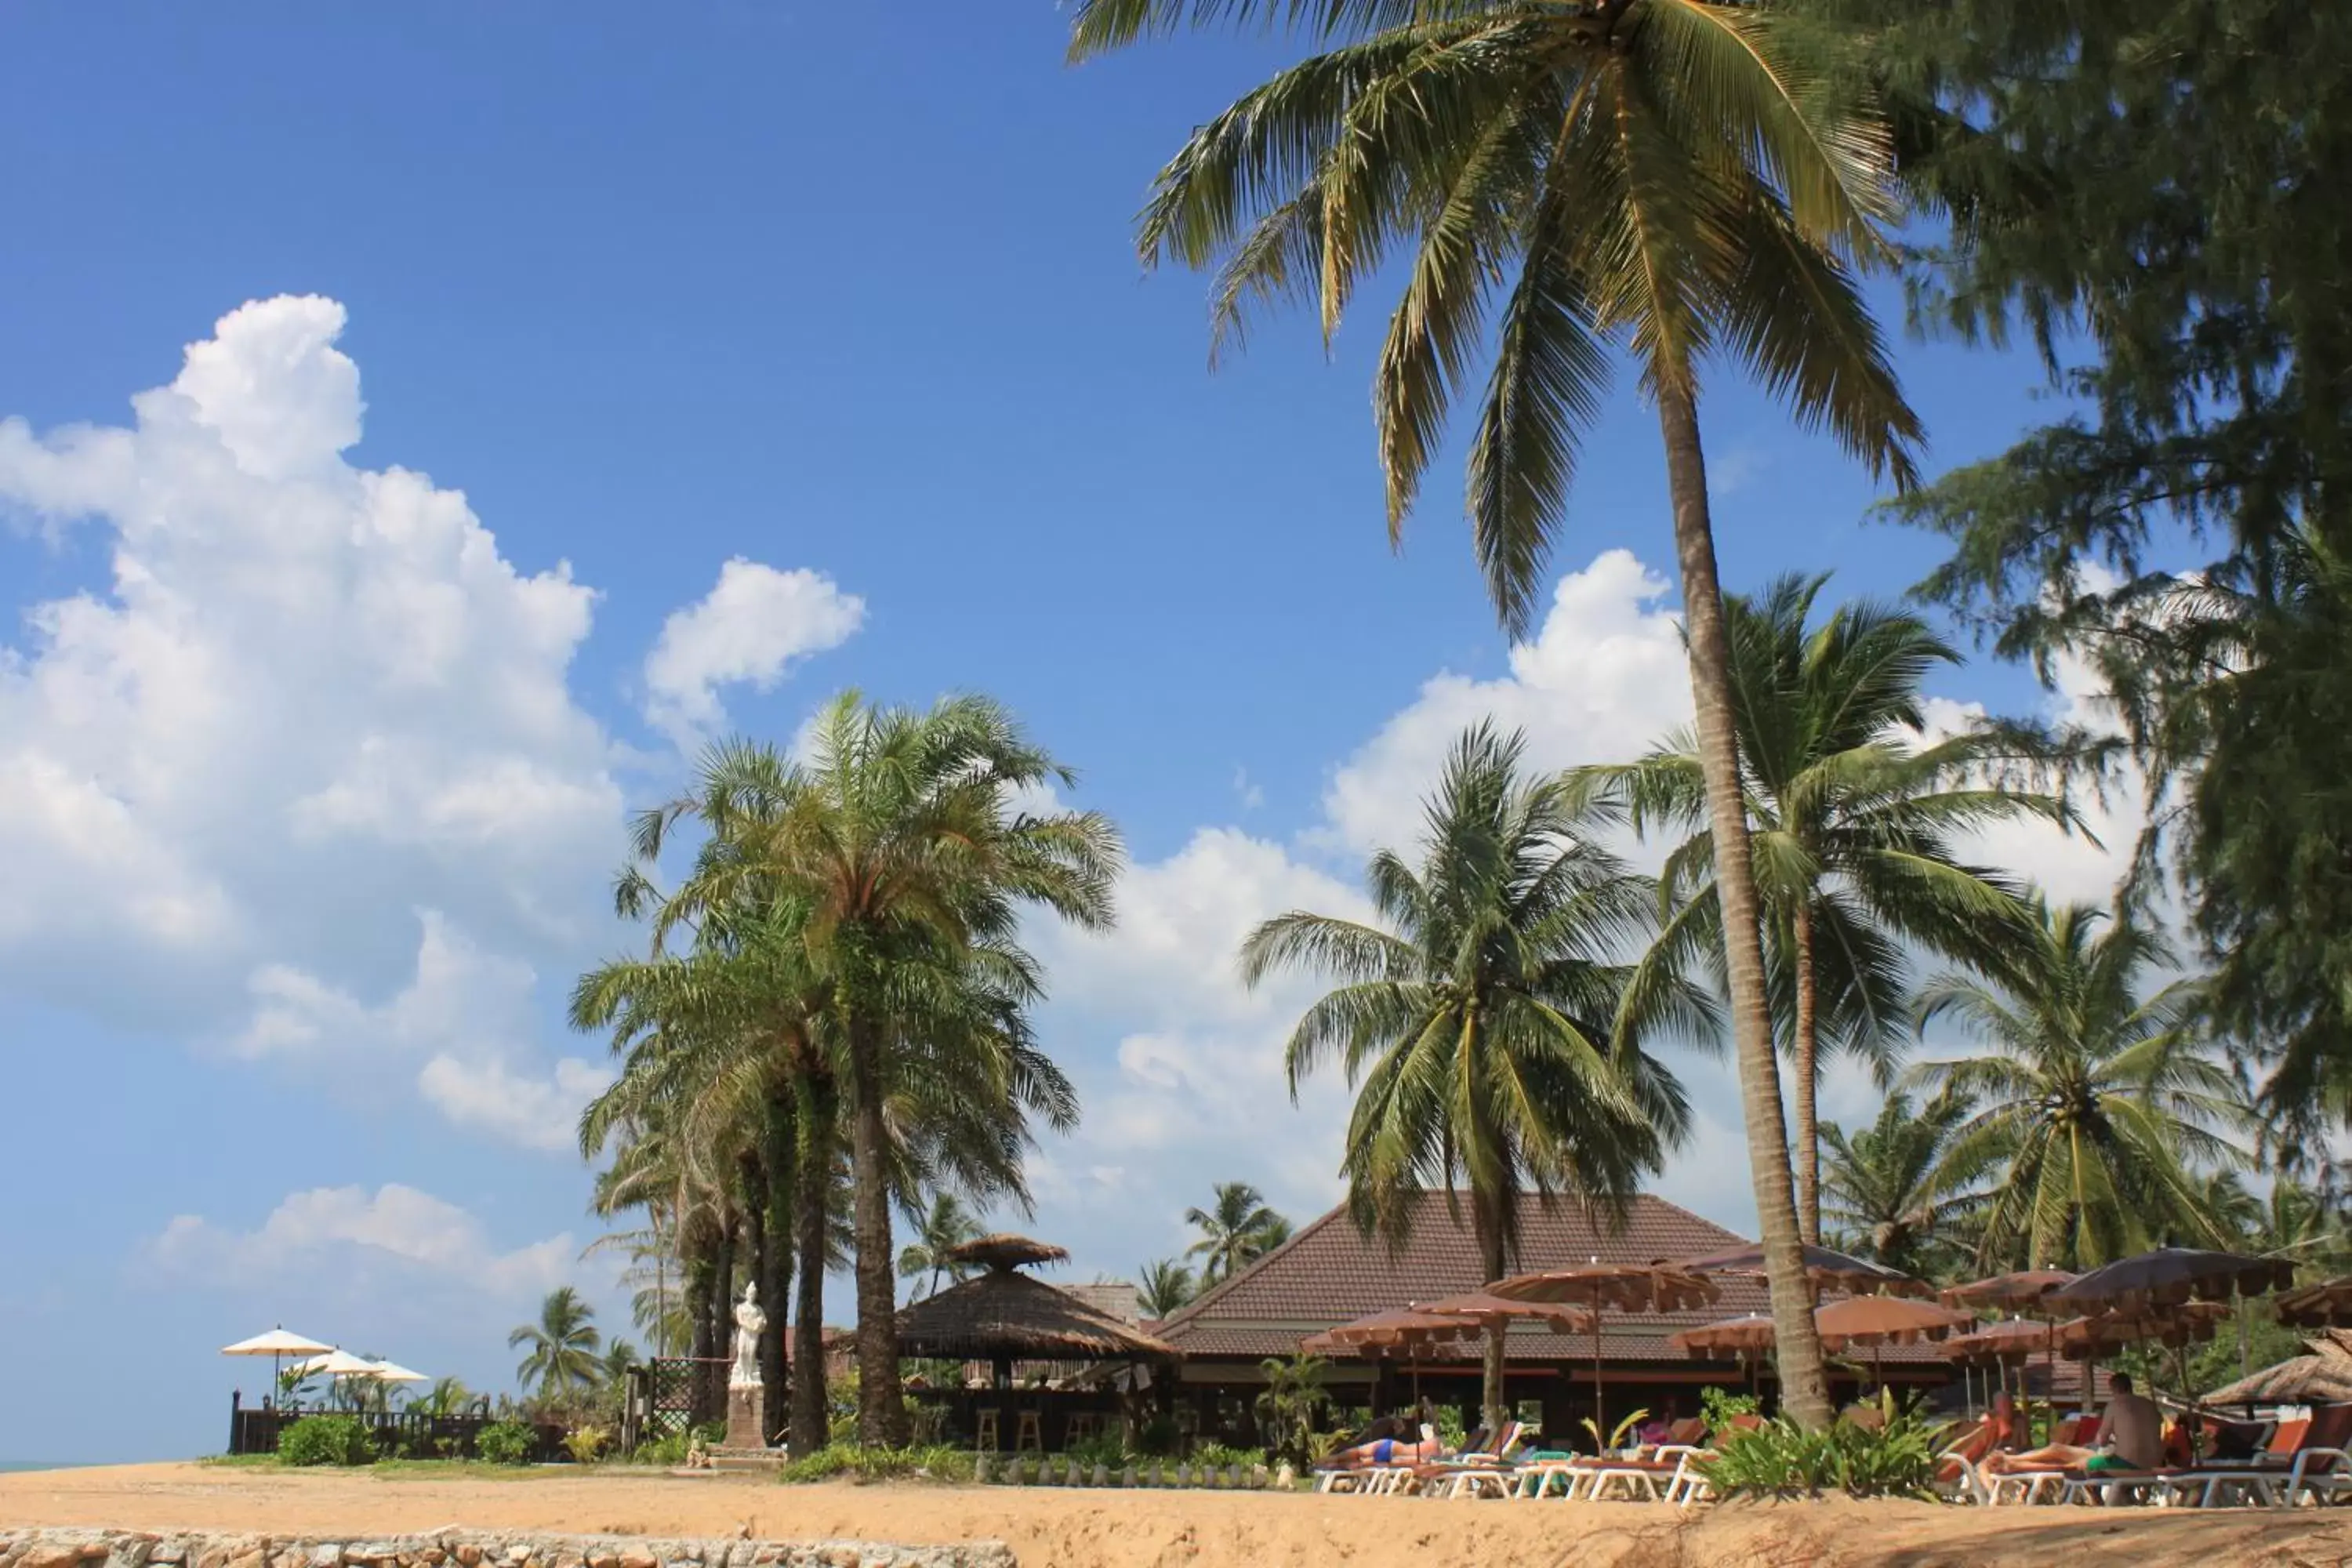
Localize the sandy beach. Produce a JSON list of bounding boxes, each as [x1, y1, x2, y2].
[[5, 1463, 2352, 1568]]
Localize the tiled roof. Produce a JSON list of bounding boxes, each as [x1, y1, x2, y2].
[[1156, 1190, 1944, 1366]]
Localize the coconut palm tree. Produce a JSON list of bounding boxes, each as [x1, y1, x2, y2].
[[1819, 1089, 1993, 1280], [1136, 1258, 1198, 1319], [635, 700, 1120, 1445], [1184, 1183, 1290, 1286], [412, 1376, 474, 1419], [1242, 722, 1706, 1428], [1910, 900, 2245, 1269], [510, 1287, 604, 1406], [898, 1192, 985, 1300], [1071, 0, 1925, 1426], [1576, 575, 2073, 1240]]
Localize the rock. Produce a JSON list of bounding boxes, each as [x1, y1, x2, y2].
[[453, 1551, 481, 1567], [19, 1544, 85, 1568]]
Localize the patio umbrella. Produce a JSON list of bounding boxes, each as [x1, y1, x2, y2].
[[2274, 1274, 2352, 1329], [1302, 1305, 1489, 1411], [1813, 1295, 1973, 1395], [220, 1327, 335, 1403], [2047, 1248, 2296, 1314], [365, 1359, 430, 1384], [1940, 1271, 2077, 1437], [1678, 1243, 1929, 1299], [1419, 1292, 1598, 1425], [1665, 1312, 1775, 1404], [1490, 1260, 1719, 1442]]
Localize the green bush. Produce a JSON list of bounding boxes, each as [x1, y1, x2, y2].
[[1192, 1442, 1263, 1471], [1705, 1403, 1950, 1500], [1129, 1415, 1179, 1457], [563, 1425, 610, 1464], [1699, 1386, 1761, 1432], [277, 1414, 376, 1467], [1065, 1432, 1128, 1470], [779, 1444, 976, 1486], [474, 1420, 535, 1466]]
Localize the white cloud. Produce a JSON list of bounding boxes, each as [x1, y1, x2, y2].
[[643, 557, 863, 742], [0, 296, 662, 1145], [420, 1054, 615, 1153], [1319, 549, 1691, 855], [152, 1183, 572, 1301]]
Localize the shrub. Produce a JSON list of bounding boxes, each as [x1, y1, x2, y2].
[[563, 1425, 610, 1464], [1699, 1386, 1760, 1432], [278, 1414, 376, 1468], [632, 1428, 691, 1466], [474, 1420, 535, 1466], [1705, 1402, 1950, 1500], [1065, 1432, 1128, 1470], [1192, 1442, 1263, 1471], [1129, 1415, 1179, 1457], [779, 1444, 976, 1485]]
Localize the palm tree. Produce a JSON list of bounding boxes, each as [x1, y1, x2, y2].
[[1136, 1258, 1198, 1319], [1819, 1089, 1994, 1279], [510, 1287, 604, 1406], [1071, 0, 1925, 1427], [1242, 723, 1704, 1428], [413, 1376, 474, 1418], [1911, 900, 2245, 1269], [1577, 576, 2072, 1241], [637, 700, 1120, 1444], [1185, 1183, 1290, 1286], [898, 1192, 985, 1299]]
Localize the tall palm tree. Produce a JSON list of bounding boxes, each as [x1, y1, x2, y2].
[[898, 1192, 985, 1299], [1242, 722, 1704, 1428], [1072, 0, 1924, 1425], [1137, 1258, 1198, 1319], [510, 1287, 604, 1406], [1577, 576, 2072, 1240], [1911, 900, 2245, 1269], [1819, 1088, 1994, 1280], [637, 700, 1120, 1444], [413, 1376, 474, 1419], [1184, 1182, 1290, 1285]]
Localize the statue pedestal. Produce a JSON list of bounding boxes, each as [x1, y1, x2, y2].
[[724, 1381, 767, 1451]]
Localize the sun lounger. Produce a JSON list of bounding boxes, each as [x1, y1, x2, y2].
[[1406, 1421, 1526, 1496], [1312, 1422, 1439, 1494]]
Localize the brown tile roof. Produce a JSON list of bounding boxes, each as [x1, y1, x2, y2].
[[1155, 1190, 1944, 1367]]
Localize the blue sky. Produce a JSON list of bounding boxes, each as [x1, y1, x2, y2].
[[0, 5, 2120, 1463]]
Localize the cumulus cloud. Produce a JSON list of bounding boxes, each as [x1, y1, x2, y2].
[[0, 297, 621, 1039], [643, 557, 863, 742], [1319, 549, 1691, 856], [419, 1054, 615, 1153], [152, 1183, 573, 1302]]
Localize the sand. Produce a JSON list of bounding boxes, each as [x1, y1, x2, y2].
[[4, 1463, 2352, 1568]]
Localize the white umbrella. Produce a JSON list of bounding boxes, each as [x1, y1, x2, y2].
[[220, 1327, 336, 1403], [366, 1359, 429, 1384], [296, 1348, 383, 1377]]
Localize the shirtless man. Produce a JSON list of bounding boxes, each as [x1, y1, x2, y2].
[[2094, 1373, 2164, 1471]]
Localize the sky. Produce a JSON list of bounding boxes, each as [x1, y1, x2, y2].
[[0, 5, 2136, 1463]]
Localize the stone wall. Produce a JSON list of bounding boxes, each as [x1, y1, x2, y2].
[[0, 1530, 1013, 1568]]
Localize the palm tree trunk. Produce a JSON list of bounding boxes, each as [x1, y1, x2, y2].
[[847, 1016, 910, 1446], [1478, 1210, 1508, 1433], [686, 1248, 719, 1427], [1791, 902, 1823, 1245], [1654, 379, 1833, 1430], [760, 1088, 797, 1446], [792, 1073, 836, 1457], [710, 1216, 737, 1426]]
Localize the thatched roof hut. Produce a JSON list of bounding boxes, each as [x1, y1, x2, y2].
[[2201, 1355, 2352, 1407], [898, 1232, 1177, 1374]]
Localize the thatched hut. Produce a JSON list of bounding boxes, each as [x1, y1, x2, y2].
[[2202, 1355, 2352, 1407], [895, 1232, 1178, 1451]]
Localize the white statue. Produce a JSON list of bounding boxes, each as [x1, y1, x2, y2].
[[728, 1281, 765, 1390]]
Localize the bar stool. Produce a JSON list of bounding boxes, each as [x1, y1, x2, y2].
[[1015, 1410, 1044, 1454], [1067, 1413, 1098, 1444], [975, 1408, 1000, 1452]]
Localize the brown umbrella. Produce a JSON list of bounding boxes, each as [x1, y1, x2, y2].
[[1678, 1242, 1929, 1299], [2046, 1248, 2296, 1314], [1813, 1295, 1973, 1395], [1301, 1307, 1485, 1354], [1944, 1319, 2059, 1364], [1491, 1261, 1719, 1439], [1668, 1313, 1779, 1357], [1940, 1271, 2078, 1436], [2056, 1300, 2233, 1359], [1940, 1270, 2079, 1310], [2274, 1274, 2352, 1329]]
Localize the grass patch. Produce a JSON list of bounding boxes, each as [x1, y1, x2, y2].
[[779, 1446, 976, 1486], [200, 1454, 284, 1469], [368, 1460, 576, 1482]]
